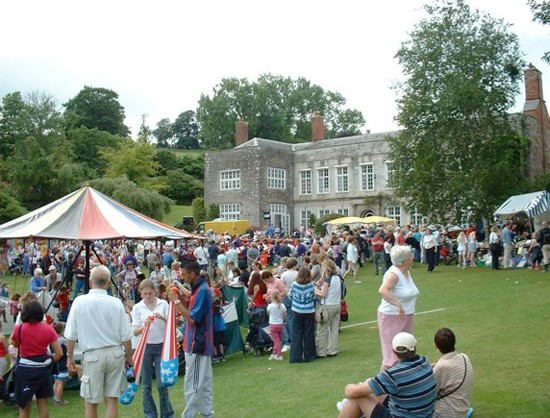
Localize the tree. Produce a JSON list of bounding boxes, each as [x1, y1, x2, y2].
[[191, 197, 207, 224], [63, 86, 130, 136], [152, 118, 173, 148], [0, 91, 64, 157], [0, 189, 26, 223], [98, 137, 162, 191], [137, 114, 153, 142], [389, 0, 527, 222], [528, 0, 550, 64], [88, 176, 172, 220], [172, 111, 199, 149], [163, 170, 203, 204], [206, 204, 219, 221], [196, 74, 365, 149]]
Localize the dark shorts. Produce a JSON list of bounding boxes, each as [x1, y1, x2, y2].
[[214, 330, 225, 346], [371, 403, 392, 418], [14, 362, 54, 408]]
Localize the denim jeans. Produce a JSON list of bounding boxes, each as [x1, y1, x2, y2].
[[73, 279, 86, 299], [142, 343, 174, 418], [282, 297, 293, 345]]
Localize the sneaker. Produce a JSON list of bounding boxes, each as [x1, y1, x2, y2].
[[268, 354, 276, 360], [281, 344, 289, 353], [336, 398, 348, 412], [54, 399, 69, 406], [354, 280, 362, 284], [275, 355, 284, 361]]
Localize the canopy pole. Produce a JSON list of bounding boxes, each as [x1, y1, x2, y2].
[[84, 241, 91, 294]]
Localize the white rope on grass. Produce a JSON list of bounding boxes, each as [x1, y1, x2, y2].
[[340, 307, 446, 330]]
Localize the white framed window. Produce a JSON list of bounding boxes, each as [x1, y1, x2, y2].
[[301, 210, 312, 228], [219, 203, 241, 220], [360, 163, 375, 191], [299, 170, 312, 195], [337, 208, 349, 216], [409, 207, 423, 226], [317, 167, 329, 194], [385, 161, 395, 189], [386, 206, 401, 225], [267, 168, 286, 189], [268, 204, 289, 235], [268, 204, 287, 214], [220, 170, 240, 190], [319, 209, 331, 217], [335, 166, 349, 193]]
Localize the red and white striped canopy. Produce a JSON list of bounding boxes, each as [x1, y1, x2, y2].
[[0, 186, 193, 241]]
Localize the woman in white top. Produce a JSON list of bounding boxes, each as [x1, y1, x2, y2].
[[456, 231, 468, 268], [489, 226, 501, 270], [314, 258, 342, 357], [422, 228, 437, 273], [377, 245, 419, 370], [131, 279, 174, 418]]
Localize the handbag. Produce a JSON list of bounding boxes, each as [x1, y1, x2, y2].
[[340, 300, 349, 322], [315, 302, 328, 324]]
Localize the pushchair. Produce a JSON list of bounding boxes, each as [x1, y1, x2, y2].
[[243, 308, 273, 356], [440, 237, 458, 265], [1, 366, 16, 406]]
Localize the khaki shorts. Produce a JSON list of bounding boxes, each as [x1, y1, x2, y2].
[[80, 346, 127, 404]]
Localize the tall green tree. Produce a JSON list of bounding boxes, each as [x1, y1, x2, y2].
[[98, 137, 162, 191], [0, 189, 27, 223], [0, 91, 64, 157], [172, 111, 199, 149], [196, 74, 365, 149], [390, 0, 527, 222], [528, 0, 550, 64], [152, 118, 173, 148], [63, 86, 130, 136]]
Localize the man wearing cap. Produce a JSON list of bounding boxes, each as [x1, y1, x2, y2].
[[30, 268, 47, 294], [338, 332, 436, 418], [45, 265, 62, 292]]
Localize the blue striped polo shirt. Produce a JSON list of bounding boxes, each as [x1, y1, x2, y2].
[[368, 355, 437, 418], [290, 282, 315, 314]]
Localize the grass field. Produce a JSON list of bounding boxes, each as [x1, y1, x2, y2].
[[1, 263, 549, 417], [162, 205, 193, 227]]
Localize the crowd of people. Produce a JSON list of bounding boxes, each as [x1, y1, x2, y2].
[[4, 216, 547, 416]]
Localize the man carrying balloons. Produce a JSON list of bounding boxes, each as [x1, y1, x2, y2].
[[168, 261, 214, 418]]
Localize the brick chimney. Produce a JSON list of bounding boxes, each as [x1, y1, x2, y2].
[[235, 119, 249, 147], [311, 112, 325, 142], [525, 63, 543, 101]]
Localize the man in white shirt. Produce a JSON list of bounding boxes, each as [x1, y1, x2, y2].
[[65, 265, 134, 418], [193, 241, 209, 272]]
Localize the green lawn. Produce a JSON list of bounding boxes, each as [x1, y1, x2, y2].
[[162, 205, 192, 227], [2, 263, 549, 417]]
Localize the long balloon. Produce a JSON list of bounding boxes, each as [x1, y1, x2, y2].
[[160, 295, 179, 387]]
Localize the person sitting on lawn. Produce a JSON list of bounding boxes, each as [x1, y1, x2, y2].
[[337, 332, 436, 418], [433, 328, 474, 418]]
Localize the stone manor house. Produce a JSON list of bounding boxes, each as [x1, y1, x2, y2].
[[204, 66, 550, 232]]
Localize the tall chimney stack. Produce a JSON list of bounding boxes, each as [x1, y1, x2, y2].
[[311, 112, 325, 142], [525, 63, 544, 101], [235, 119, 249, 147]]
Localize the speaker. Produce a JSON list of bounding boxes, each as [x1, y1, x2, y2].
[[182, 216, 194, 225]]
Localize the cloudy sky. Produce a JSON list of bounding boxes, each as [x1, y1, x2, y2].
[[1, 0, 549, 138]]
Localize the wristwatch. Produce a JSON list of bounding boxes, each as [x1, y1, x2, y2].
[[174, 300, 181, 305]]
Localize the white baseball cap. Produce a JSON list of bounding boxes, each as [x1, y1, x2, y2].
[[392, 332, 417, 353]]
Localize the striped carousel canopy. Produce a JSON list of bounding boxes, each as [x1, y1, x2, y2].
[[0, 186, 192, 241], [494, 190, 550, 219]]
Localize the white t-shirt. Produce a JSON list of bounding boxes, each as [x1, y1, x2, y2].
[[378, 265, 419, 315], [280, 270, 298, 293], [322, 275, 342, 306], [267, 302, 287, 325]]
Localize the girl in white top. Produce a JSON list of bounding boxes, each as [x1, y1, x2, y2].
[[377, 245, 419, 370], [314, 259, 342, 357], [456, 231, 467, 268], [267, 290, 286, 360]]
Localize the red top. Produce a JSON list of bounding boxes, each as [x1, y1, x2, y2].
[[11, 322, 58, 357], [57, 289, 70, 311], [253, 287, 267, 308]]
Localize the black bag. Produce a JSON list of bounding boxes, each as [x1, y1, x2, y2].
[[489, 243, 501, 253]]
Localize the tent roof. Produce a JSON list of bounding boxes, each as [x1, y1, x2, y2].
[[0, 186, 193, 240], [494, 190, 550, 219]]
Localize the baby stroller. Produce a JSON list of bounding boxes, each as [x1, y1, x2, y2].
[[1, 366, 16, 406], [440, 237, 458, 265], [243, 308, 273, 356]]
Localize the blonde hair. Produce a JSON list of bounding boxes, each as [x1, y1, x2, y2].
[[271, 289, 282, 304], [139, 279, 156, 292]]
